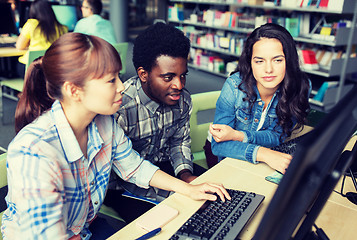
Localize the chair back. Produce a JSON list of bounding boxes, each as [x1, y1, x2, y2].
[[112, 42, 129, 76], [190, 91, 221, 167], [0, 153, 8, 239], [25, 49, 47, 72]]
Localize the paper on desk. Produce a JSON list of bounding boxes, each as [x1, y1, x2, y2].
[[136, 204, 179, 232]]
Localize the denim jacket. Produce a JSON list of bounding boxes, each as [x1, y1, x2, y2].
[[212, 73, 287, 164]]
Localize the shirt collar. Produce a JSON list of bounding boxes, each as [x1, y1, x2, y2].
[[254, 85, 280, 101], [51, 101, 103, 163], [51, 100, 83, 162], [136, 78, 160, 114]]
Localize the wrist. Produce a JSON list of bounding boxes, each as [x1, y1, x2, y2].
[[233, 130, 244, 141]]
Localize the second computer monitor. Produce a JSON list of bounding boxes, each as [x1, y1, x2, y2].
[[52, 5, 78, 32]]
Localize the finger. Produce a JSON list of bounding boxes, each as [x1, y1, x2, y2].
[[211, 124, 223, 131], [208, 183, 231, 200], [205, 183, 230, 202], [201, 192, 218, 202]]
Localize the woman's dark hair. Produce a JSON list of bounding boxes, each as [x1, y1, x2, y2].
[[15, 32, 122, 133], [86, 0, 102, 15], [29, 0, 67, 43], [234, 23, 310, 140], [132, 22, 191, 73]]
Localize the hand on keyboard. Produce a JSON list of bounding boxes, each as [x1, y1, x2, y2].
[[186, 182, 231, 202], [170, 189, 265, 240]]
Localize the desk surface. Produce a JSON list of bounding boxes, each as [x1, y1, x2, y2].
[[0, 47, 26, 58], [109, 136, 357, 240]]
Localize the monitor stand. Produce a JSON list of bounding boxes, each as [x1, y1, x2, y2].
[[346, 168, 357, 205]]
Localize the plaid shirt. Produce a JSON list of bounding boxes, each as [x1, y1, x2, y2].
[[115, 76, 193, 201], [1, 100, 158, 240]]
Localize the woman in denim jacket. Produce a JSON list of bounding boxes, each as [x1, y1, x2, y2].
[[210, 23, 310, 174]]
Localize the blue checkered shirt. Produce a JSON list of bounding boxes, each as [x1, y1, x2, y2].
[[1, 100, 158, 239]]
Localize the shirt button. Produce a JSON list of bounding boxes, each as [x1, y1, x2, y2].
[[83, 234, 87, 237], [91, 181, 94, 185], [94, 201, 98, 205], [244, 117, 248, 120], [258, 102, 263, 105], [254, 119, 258, 123]]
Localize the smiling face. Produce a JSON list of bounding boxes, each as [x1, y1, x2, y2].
[[140, 55, 188, 106], [80, 72, 124, 116], [251, 38, 286, 96]]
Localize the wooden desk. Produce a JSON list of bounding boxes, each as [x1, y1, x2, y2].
[[109, 136, 357, 240], [0, 47, 26, 58]]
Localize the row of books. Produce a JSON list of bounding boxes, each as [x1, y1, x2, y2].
[[298, 47, 356, 71], [189, 44, 355, 76], [169, 7, 312, 37], [295, 0, 345, 11], [226, 0, 346, 11], [190, 48, 227, 74], [178, 26, 246, 55]]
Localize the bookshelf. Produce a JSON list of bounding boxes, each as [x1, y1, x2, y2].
[[167, 0, 357, 112]]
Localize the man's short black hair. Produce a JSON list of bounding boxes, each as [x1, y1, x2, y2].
[[133, 22, 191, 73]]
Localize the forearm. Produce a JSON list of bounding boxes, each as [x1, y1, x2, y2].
[[211, 138, 259, 163], [15, 34, 29, 50], [149, 169, 190, 196], [242, 129, 281, 147]]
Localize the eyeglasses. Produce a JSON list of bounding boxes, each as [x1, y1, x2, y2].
[[81, 5, 90, 9]]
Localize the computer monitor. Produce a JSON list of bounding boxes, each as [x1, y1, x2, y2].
[[18, 1, 32, 29], [0, 2, 18, 35], [253, 85, 357, 240], [51, 5, 78, 32]]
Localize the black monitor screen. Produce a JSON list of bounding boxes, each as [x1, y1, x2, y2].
[[0, 3, 18, 35], [51, 5, 78, 32], [18, 1, 32, 29], [253, 85, 357, 240]]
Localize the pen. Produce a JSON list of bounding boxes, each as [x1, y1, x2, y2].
[[135, 227, 162, 240]]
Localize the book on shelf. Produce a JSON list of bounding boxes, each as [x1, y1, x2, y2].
[[309, 0, 319, 7], [168, 3, 184, 21], [281, 0, 298, 7], [327, 0, 344, 11], [317, 0, 329, 8], [263, 0, 276, 6], [299, 13, 310, 36], [312, 81, 339, 102], [299, 49, 319, 70], [248, 0, 264, 5], [285, 17, 300, 37], [318, 50, 333, 68]]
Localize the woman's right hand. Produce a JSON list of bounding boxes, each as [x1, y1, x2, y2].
[[209, 124, 244, 143], [256, 147, 292, 174]]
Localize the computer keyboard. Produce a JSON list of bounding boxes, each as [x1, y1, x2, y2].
[[169, 189, 265, 240], [0, 35, 17, 47]]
